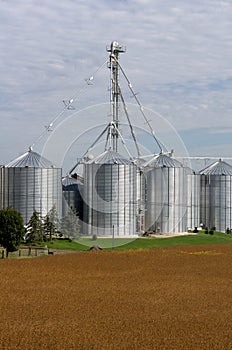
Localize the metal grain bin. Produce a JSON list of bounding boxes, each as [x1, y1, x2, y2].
[[186, 170, 200, 230], [200, 159, 232, 232], [3, 148, 62, 224], [144, 154, 187, 233], [62, 175, 83, 221], [83, 149, 137, 236], [134, 158, 146, 234]]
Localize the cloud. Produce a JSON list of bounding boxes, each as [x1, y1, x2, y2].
[[0, 0, 232, 164], [208, 127, 232, 135]]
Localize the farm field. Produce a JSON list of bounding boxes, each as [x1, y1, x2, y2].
[[0, 244, 232, 349]]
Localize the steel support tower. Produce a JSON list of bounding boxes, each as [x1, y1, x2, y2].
[[107, 41, 125, 152]]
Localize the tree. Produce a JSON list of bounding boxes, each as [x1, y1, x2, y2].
[[0, 207, 25, 257], [26, 211, 45, 243], [43, 215, 53, 242], [43, 205, 60, 241], [61, 208, 80, 240]]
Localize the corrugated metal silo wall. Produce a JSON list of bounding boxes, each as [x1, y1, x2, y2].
[[62, 184, 84, 220], [145, 167, 187, 233], [83, 163, 137, 236], [3, 167, 62, 224], [200, 174, 232, 232], [187, 174, 200, 229], [200, 175, 208, 230], [136, 168, 146, 232]]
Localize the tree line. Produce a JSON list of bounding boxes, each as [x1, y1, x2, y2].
[[0, 206, 79, 257]]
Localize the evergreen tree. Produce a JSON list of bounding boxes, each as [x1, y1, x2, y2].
[[0, 207, 25, 257], [61, 208, 80, 239], [43, 205, 60, 241], [43, 215, 53, 242], [26, 211, 45, 243]]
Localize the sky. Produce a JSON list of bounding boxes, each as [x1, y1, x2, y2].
[[1, 0, 232, 170]]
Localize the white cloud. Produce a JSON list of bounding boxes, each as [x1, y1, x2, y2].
[[0, 0, 232, 164], [208, 127, 232, 135]]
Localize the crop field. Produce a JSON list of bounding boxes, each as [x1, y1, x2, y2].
[[0, 244, 232, 349]]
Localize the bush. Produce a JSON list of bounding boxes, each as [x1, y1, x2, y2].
[[204, 227, 208, 234], [92, 234, 97, 241], [0, 207, 25, 257]]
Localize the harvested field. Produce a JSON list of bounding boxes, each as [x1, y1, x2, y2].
[[0, 244, 232, 349]]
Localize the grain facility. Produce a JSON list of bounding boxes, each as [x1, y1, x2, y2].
[[144, 154, 187, 233], [200, 159, 232, 233], [1, 41, 232, 235], [1, 148, 62, 224], [186, 169, 200, 230], [83, 149, 137, 236], [62, 174, 83, 220]]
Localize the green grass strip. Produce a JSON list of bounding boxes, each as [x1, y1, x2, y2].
[[37, 231, 232, 252]]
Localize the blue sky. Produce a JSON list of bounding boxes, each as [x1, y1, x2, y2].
[[1, 0, 232, 169]]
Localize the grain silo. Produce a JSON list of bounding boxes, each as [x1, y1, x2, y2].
[[144, 153, 187, 233], [83, 149, 137, 236], [200, 159, 232, 232], [62, 174, 83, 221], [186, 169, 200, 230], [134, 158, 146, 234], [3, 148, 62, 224]]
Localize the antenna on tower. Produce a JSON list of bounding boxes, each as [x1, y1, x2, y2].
[[107, 41, 126, 152]]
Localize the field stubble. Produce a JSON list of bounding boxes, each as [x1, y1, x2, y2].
[[0, 244, 232, 349]]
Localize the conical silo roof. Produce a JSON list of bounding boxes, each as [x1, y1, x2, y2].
[[62, 175, 83, 189], [88, 149, 132, 165], [6, 148, 57, 168], [144, 153, 184, 169], [199, 159, 232, 175]]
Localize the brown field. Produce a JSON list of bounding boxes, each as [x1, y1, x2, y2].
[[0, 245, 232, 350]]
